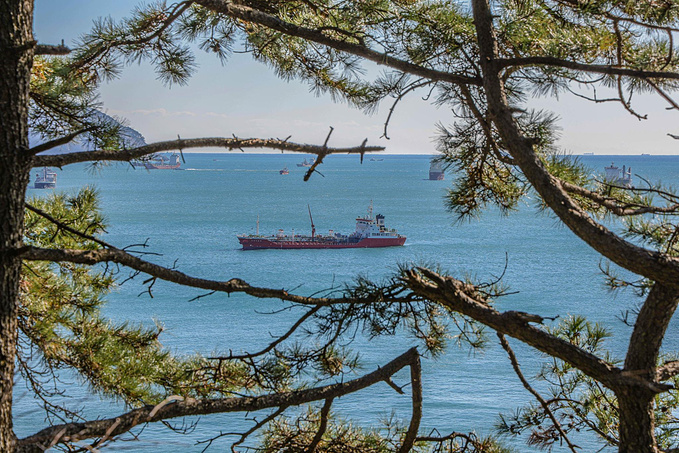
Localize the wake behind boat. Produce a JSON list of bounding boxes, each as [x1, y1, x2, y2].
[[237, 202, 406, 250]]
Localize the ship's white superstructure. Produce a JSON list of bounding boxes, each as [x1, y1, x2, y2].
[[604, 162, 633, 187]]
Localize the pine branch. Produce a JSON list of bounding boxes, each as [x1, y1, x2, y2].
[[18, 348, 419, 450], [19, 245, 357, 306], [497, 56, 679, 82], [471, 0, 679, 287], [73, 1, 194, 70], [561, 181, 679, 216], [24, 203, 113, 249], [27, 128, 95, 156], [195, 0, 482, 87], [401, 267, 672, 394]]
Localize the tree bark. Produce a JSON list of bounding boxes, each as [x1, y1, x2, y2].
[[616, 284, 679, 452], [617, 389, 657, 453], [0, 1, 34, 451], [469, 0, 667, 450]]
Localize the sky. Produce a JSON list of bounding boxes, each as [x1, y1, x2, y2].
[[33, 0, 679, 155]]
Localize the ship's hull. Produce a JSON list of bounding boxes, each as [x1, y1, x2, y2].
[[144, 163, 180, 170], [429, 171, 444, 180], [34, 182, 56, 189], [238, 236, 406, 250]]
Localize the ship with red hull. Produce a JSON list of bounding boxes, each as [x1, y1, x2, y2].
[[238, 203, 406, 250]]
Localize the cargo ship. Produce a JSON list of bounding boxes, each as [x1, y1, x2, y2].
[[34, 167, 57, 189], [429, 161, 444, 180], [604, 162, 633, 187], [131, 153, 181, 170], [297, 158, 315, 167], [237, 203, 406, 250]]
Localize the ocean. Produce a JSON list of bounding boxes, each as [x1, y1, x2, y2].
[[17, 154, 679, 451]]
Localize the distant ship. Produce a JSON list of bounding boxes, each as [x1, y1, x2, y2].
[[34, 167, 57, 189], [370, 158, 384, 161], [604, 162, 633, 187], [429, 161, 444, 180], [237, 202, 406, 250], [132, 153, 181, 170], [297, 158, 315, 167], [279, 166, 289, 175]]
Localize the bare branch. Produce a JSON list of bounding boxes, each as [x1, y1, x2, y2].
[[305, 398, 333, 453], [498, 333, 580, 453], [646, 79, 679, 111], [382, 80, 433, 140], [230, 407, 285, 452], [33, 136, 384, 168], [211, 306, 322, 361], [18, 348, 419, 449], [398, 351, 422, 453]]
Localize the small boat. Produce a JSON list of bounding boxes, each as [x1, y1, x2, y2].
[[297, 158, 315, 167], [370, 158, 384, 161], [237, 202, 406, 250], [34, 167, 57, 189], [279, 166, 289, 175]]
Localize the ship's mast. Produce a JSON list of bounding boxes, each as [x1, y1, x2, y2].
[[368, 200, 373, 220], [256, 215, 259, 236], [308, 205, 316, 238]]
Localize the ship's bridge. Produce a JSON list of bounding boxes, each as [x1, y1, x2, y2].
[[354, 213, 398, 238]]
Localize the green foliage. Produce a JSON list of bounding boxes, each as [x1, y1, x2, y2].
[[497, 316, 679, 450], [73, 1, 196, 86], [30, 57, 126, 152], [23, 0, 679, 450], [20, 189, 250, 416], [260, 408, 412, 453]]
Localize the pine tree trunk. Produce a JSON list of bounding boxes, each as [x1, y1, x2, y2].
[[618, 390, 657, 453], [0, 1, 34, 451]]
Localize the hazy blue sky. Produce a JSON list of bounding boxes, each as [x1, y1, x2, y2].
[[34, 1, 679, 155]]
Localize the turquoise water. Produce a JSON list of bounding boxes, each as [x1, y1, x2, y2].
[[17, 154, 679, 451]]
